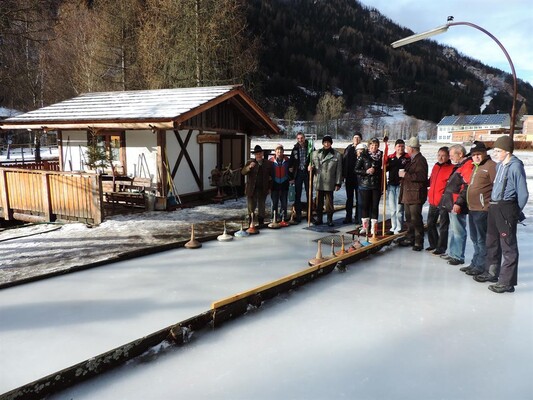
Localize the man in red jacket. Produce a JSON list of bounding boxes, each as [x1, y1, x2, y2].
[[439, 144, 473, 265], [426, 146, 454, 254]]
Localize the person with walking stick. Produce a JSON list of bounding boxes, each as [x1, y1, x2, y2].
[[308, 135, 342, 227]]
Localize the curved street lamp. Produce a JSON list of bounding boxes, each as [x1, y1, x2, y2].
[[391, 21, 518, 140]]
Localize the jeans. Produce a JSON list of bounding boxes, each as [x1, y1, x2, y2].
[[293, 169, 309, 218], [427, 205, 449, 252], [468, 211, 488, 270], [448, 212, 467, 262], [387, 184, 403, 233]]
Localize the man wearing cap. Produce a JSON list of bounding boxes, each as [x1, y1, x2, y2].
[[308, 135, 342, 226], [456, 141, 496, 277], [270, 144, 291, 221], [241, 145, 273, 225], [386, 138, 410, 234], [342, 133, 362, 224], [475, 135, 528, 293], [289, 132, 312, 223], [398, 136, 428, 251]]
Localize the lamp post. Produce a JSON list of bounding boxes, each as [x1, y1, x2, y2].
[[391, 21, 518, 140]]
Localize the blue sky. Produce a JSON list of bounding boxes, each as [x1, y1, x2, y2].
[[360, 0, 533, 85]]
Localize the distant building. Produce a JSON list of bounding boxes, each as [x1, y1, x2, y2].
[[436, 114, 510, 143], [522, 115, 533, 142]]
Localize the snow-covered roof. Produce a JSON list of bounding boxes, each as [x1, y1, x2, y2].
[[438, 114, 510, 126], [0, 85, 279, 135], [0, 107, 21, 119]]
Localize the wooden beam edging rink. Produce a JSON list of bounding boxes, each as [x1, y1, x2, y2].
[[1, 232, 404, 399], [1, 311, 214, 400], [211, 232, 405, 325]]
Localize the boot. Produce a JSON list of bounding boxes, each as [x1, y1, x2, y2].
[[327, 214, 334, 227], [370, 219, 378, 235], [360, 218, 369, 235], [314, 214, 323, 226]]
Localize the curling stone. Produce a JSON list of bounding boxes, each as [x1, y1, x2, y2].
[[184, 224, 202, 249], [335, 235, 347, 256], [279, 211, 289, 227], [234, 221, 249, 237], [217, 221, 233, 242], [308, 239, 326, 266], [288, 208, 298, 225], [268, 211, 281, 229], [246, 213, 259, 235], [325, 238, 336, 259]]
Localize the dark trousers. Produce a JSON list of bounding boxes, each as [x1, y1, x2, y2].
[[344, 179, 359, 222], [427, 204, 449, 252], [316, 190, 334, 221], [293, 169, 309, 218], [271, 189, 288, 220], [404, 203, 424, 247], [360, 188, 381, 219], [485, 202, 518, 286]]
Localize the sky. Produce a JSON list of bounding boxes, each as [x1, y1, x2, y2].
[[360, 0, 533, 86]]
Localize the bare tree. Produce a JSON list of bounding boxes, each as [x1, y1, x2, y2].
[[137, 0, 258, 89], [284, 106, 298, 138]]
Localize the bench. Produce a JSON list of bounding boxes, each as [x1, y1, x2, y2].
[[103, 177, 153, 208]]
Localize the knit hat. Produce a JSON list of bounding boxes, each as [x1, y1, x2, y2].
[[322, 135, 333, 144], [493, 135, 513, 153], [355, 143, 367, 150], [395, 139, 405, 146], [275, 144, 284, 150], [252, 145, 263, 154], [469, 141, 487, 154], [406, 136, 420, 148]]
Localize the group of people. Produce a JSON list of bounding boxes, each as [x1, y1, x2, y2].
[[242, 132, 528, 294]]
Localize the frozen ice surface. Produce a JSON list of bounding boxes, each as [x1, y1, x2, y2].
[[50, 217, 533, 400]]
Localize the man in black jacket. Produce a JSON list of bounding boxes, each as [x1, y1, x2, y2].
[[289, 132, 311, 223], [342, 133, 362, 224]]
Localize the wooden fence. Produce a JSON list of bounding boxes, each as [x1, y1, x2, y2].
[[0, 168, 102, 225], [0, 159, 61, 171]]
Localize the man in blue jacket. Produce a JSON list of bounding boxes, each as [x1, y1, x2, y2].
[[475, 135, 529, 293]]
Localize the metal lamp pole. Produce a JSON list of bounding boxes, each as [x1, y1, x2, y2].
[[391, 21, 518, 140]]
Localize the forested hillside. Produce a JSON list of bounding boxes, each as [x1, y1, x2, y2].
[[0, 0, 531, 125], [247, 0, 533, 122]]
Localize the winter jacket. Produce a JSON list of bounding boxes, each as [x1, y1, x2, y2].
[[289, 142, 311, 172], [427, 160, 454, 207], [342, 143, 358, 181], [354, 150, 382, 190], [270, 155, 291, 191], [440, 158, 473, 214], [458, 156, 496, 211], [310, 148, 343, 191], [241, 158, 272, 197], [491, 155, 529, 210], [387, 152, 410, 186], [400, 152, 428, 205]]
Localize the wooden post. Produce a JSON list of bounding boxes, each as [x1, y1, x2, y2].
[[0, 169, 12, 220], [41, 172, 53, 222], [91, 174, 103, 225]]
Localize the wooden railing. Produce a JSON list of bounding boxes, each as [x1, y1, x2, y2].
[[0, 159, 61, 171], [0, 168, 102, 225]]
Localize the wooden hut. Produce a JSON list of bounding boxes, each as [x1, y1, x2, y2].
[[0, 85, 279, 224]]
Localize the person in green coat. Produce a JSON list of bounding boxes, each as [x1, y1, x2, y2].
[[308, 135, 342, 226]]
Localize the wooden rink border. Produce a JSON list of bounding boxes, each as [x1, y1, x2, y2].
[[2, 232, 404, 400]]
